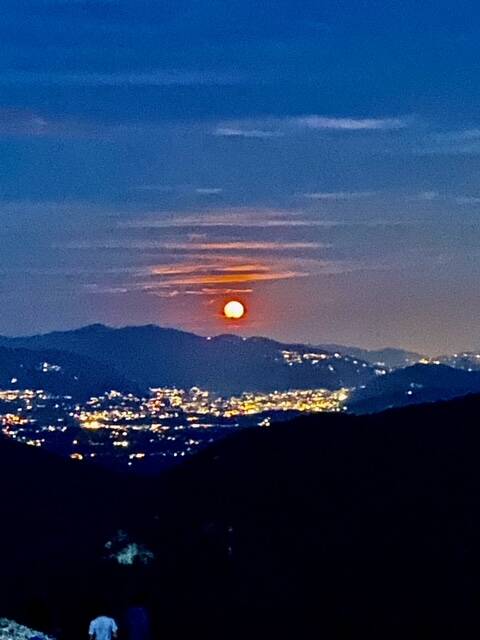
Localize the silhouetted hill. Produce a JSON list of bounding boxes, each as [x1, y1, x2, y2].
[[435, 351, 480, 371], [347, 363, 480, 413], [319, 343, 423, 368], [0, 434, 149, 637], [0, 346, 142, 399], [0, 325, 378, 394], [153, 394, 480, 634], [6, 395, 480, 636]]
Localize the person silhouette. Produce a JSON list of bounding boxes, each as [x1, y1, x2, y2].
[[88, 612, 118, 640]]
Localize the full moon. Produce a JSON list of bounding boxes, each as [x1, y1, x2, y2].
[[223, 300, 246, 320]]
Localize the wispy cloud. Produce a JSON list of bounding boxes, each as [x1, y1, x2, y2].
[[213, 115, 410, 139], [303, 191, 377, 201], [56, 218, 331, 298], [119, 208, 413, 232], [195, 187, 223, 195], [405, 191, 480, 205], [183, 287, 253, 296], [148, 264, 268, 277], [144, 270, 306, 287], [62, 239, 326, 252], [35, 203, 408, 305], [77, 243, 370, 301], [83, 258, 311, 296], [167, 241, 324, 252], [119, 209, 342, 230], [291, 115, 408, 131], [135, 185, 224, 197], [213, 126, 284, 139]]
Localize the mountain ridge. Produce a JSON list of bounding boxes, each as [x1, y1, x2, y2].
[[0, 345, 142, 399], [0, 324, 378, 394], [347, 362, 480, 414]]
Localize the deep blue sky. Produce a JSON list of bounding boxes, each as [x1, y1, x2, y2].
[[2, 0, 480, 352]]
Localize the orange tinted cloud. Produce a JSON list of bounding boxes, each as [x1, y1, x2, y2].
[[144, 270, 306, 287], [160, 241, 323, 251]]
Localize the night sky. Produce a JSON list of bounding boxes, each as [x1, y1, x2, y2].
[[2, 0, 480, 353]]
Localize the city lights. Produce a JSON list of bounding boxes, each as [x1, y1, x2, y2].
[[0, 384, 350, 471]]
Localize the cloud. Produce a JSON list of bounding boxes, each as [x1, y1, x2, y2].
[[165, 241, 324, 252], [37, 203, 409, 305], [134, 185, 225, 197], [183, 287, 253, 296], [77, 243, 369, 300], [405, 191, 480, 205], [62, 239, 326, 252], [83, 285, 131, 294], [291, 116, 408, 131], [119, 209, 343, 230], [303, 191, 376, 201], [82, 258, 312, 296], [213, 115, 409, 139], [195, 188, 223, 195], [119, 208, 413, 232], [214, 126, 284, 139], [143, 270, 306, 287]]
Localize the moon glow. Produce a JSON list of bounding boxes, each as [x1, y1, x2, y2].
[[223, 300, 246, 320]]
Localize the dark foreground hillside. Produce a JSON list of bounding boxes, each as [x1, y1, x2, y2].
[[3, 395, 480, 637]]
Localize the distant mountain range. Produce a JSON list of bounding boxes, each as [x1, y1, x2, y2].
[[347, 363, 480, 414], [0, 324, 379, 395], [2, 325, 480, 411], [433, 352, 480, 371], [318, 344, 424, 368], [0, 345, 142, 400]]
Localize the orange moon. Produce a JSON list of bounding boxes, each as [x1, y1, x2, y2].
[[223, 300, 246, 320]]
